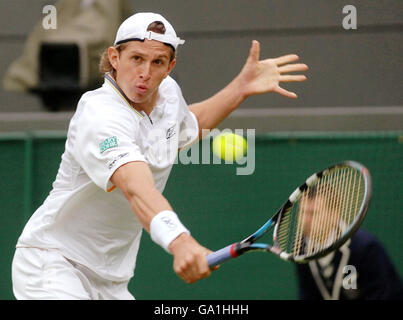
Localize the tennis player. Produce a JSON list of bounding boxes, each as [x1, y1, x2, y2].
[[12, 12, 308, 299]]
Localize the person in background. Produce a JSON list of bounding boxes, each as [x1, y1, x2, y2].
[[295, 185, 403, 300]]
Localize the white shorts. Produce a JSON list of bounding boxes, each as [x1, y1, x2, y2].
[[12, 247, 134, 300]]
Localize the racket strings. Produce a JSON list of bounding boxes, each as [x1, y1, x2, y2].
[[277, 166, 365, 259], [306, 172, 334, 256], [276, 207, 294, 251], [311, 173, 331, 254], [293, 189, 308, 256]]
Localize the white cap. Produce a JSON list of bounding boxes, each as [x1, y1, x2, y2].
[[114, 12, 185, 50]]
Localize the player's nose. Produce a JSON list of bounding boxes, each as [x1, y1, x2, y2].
[[139, 62, 152, 81]]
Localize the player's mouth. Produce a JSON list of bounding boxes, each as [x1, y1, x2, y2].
[[135, 85, 148, 94]]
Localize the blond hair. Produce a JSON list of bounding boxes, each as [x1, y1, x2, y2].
[[99, 44, 125, 74]]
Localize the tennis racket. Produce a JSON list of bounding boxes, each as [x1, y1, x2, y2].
[[206, 160, 372, 267]]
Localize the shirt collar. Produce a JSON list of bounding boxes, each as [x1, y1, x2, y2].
[[104, 73, 144, 118]]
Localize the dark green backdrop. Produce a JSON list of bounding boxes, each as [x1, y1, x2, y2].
[[1, 131, 402, 299]]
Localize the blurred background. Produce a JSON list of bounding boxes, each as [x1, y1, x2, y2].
[[0, 0, 402, 299]]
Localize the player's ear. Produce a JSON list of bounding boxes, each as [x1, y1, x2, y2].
[[165, 58, 176, 78], [108, 46, 120, 71]]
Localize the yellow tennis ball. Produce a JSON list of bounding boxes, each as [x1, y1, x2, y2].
[[212, 132, 247, 161]]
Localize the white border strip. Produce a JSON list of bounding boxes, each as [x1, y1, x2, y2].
[[0, 112, 74, 121], [1, 106, 402, 122], [230, 106, 403, 117]]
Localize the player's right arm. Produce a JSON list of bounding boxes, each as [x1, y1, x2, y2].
[[73, 102, 212, 283], [110, 161, 212, 283]]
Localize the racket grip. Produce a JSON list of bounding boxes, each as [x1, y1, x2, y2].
[[207, 243, 239, 268]]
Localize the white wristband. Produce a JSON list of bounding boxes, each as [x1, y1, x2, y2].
[[150, 210, 190, 253]]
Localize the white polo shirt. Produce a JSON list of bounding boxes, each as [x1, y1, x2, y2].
[[16, 74, 199, 281]]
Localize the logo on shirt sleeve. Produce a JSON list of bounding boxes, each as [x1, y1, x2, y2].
[[99, 136, 118, 154]]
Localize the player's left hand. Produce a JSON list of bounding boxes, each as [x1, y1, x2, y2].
[[238, 40, 308, 99]]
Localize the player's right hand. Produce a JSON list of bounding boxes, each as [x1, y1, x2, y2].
[[169, 233, 216, 284]]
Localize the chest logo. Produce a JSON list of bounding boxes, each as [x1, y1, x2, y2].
[[166, 125, 176, 140]]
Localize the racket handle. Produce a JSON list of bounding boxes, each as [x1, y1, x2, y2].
[[207, 243, 239, 268]]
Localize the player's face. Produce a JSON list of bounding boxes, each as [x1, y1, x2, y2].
[[110, 40, 176, 110]]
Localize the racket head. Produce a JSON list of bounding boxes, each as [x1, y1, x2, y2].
[[272, 160, 372, 263]]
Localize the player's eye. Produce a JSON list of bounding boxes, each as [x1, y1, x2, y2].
[[133, 55, 141, 61], [154, 59, 162, 65]]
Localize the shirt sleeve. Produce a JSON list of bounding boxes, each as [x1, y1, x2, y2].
[[73, 102, 147, 192]]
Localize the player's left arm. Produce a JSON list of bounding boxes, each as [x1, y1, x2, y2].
[[189, 40, 308, 138]]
